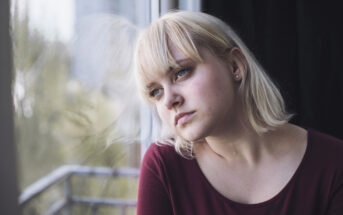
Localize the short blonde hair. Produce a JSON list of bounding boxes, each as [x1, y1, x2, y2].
[[134, 11, 293, 158]]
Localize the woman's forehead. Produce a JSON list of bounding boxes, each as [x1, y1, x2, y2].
[[141, 42, 194, 74], [168, 42, 189, 62]]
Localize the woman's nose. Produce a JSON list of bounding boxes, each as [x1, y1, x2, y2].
[[163, 87, 183, 110]]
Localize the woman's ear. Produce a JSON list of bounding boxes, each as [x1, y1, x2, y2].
[[227, 48, 248, 81]]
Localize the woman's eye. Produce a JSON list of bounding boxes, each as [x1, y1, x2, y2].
[[175, 68, 191, 80], [149, 88, 161, 98]]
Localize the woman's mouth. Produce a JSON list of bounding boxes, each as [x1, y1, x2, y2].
[[175, 111, 195, 126]]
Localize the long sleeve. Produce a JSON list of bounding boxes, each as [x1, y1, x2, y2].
[[137, 144, 173, 215]]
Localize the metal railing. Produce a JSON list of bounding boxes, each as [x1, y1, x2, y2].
[[19, 165, 139, 215]]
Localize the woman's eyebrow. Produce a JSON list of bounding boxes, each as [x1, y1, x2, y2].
[[165, 59, 191, 74], [145, 82, 156, 90], [168, 59, 192, 72], [175, 58, 191, 64], [145, 59, 193, 89]]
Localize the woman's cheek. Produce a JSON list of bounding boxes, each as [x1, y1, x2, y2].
[[156, 106, 169, 125], [188, 76, 216, 101]]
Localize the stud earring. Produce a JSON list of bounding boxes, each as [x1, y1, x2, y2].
[[234, 74, 240, 80]]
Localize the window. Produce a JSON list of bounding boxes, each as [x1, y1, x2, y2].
[[12, 0, 147, 214]]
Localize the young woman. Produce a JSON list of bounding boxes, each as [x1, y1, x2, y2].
[[134, 11, 343, 215]]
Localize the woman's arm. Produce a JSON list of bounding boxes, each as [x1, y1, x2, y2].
[[137, 145, 173, 215]]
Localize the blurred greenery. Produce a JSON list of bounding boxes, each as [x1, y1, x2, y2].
[[11, 1, 139, 215]]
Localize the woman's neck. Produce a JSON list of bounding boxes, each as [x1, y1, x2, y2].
[[206, 127, 264, 164], [197, 123, 292, 167]]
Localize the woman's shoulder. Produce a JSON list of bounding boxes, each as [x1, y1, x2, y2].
[[307, 128, 343, 152], [141, 143, 182, 168], [282, 125, 343, 171], [306, 128, 343, 169], [144, 142, 176, 159], [140, 142, 195, 185]]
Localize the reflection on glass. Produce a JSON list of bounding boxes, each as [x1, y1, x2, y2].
[[11, 0, 144, 214]]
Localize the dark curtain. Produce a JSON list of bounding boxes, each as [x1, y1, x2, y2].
[[203, 0, 343, 139]]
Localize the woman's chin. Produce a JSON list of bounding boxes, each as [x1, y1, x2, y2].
[[178, 130, 206, 143]]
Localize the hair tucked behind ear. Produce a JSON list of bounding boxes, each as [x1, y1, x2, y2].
[[134, 11, 293, 158]]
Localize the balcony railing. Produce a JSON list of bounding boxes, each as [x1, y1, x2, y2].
[[19, 165, 139, 215]]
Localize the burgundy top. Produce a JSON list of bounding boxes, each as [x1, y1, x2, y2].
[[137, 129, 343, 215]]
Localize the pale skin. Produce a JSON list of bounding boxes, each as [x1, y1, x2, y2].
[[147, 42, 308, 204]]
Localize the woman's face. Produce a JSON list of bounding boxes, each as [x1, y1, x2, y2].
[[147, 44, 242, 142]]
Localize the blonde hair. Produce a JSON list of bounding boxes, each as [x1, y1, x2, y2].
[[134, 11, 293, 158]]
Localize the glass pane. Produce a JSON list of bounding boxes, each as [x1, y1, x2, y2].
[[11, 0, 147, 214]]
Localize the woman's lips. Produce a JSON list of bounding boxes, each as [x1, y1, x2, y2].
[[175, 111, 195, 126]]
